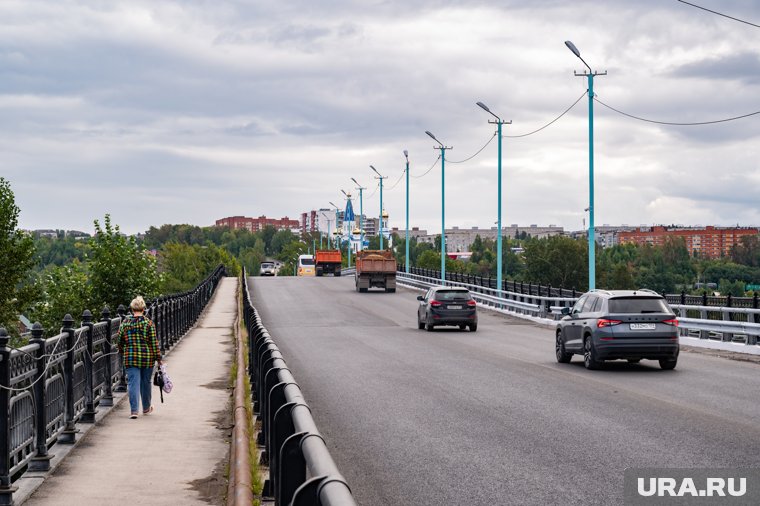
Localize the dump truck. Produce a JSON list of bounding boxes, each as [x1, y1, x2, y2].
[[315, 250, 342, 276], [355, 250, 397, 292]]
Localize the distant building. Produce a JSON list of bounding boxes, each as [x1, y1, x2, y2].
[[215, 215, 300, 232], [618, 225, 759, 258], [416, 224, 564, 252], [390, 227, 428, 240]]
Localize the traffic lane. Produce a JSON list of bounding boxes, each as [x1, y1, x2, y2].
[[250, 277, 760, 505]]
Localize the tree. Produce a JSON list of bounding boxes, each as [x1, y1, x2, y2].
[[522, 236, 587, 289], [89, 215, 160, 311], [0, 178, 36, 336], [30, 261, 92, 335]]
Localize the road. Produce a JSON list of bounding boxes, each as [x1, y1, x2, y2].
[[250, 276, 760, 506]]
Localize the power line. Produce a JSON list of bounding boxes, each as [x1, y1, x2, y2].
[[594, 96, 760, 125], [676, 0, 760, 29], [504, 92, 586, 138], [410, 155, 441, 179], [447, 132, 496, 164], [385, 169, 406, 191]]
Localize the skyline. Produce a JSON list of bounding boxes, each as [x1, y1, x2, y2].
[[2, 1, 760, 235]]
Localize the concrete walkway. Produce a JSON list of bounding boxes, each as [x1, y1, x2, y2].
[[23, 277, 238, 506]]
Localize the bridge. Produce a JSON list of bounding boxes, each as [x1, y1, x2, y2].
[[1, 272, 759, 505]]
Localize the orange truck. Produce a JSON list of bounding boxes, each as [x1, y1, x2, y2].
[[315, 250, 342, 276], [355, 250, 397, 293]]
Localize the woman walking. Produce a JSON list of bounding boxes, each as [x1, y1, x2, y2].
[[118, 296, 162, 419]]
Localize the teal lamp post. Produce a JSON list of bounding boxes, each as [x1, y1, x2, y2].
[[476, 101, 511, 293], [340, 189, 353, 268], [565, 40, 606, 291], [403, 150, 410, 273], [321, 212, 332, 249], [425, 131, 451, 285], [369, 165, 388, 249], [351, 177, 366, 252], [328, 201, 341, 252]]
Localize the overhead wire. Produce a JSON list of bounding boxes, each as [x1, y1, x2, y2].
[[504, 92, 586, 138], [676, 0, 760, 28], [410, 155, 441, 179], [594, 96, 760, 125], [446, 132, 497, 164]]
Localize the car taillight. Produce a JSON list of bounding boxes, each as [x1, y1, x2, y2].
[[663, 319, 679, 327], [467, 300, 477, 307], [430, 300, 443, 307], [597, 319, 622, 328]]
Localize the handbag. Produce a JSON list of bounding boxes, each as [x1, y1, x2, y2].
[[159, 364, 173, 394], [153, 367, 165, 403]]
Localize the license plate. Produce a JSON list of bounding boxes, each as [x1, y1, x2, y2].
[[630, 323, 656, 330], [448, 305, 462, 310]]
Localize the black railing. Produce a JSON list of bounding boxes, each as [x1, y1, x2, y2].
[[0, 264, 225, 505], [407, 267, 760, 308], [242, 270, 356, 506]]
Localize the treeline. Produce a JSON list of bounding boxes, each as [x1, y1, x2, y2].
[[391, 233, 760, 295]]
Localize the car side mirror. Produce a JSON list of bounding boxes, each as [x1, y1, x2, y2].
[[561, 307, 570, 315], [417, 295, 424, 301]]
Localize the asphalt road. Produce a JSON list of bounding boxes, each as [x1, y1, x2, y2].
[[250, 276, 760, 506]]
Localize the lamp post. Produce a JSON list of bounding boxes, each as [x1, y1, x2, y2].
[[425, 130, 452, 284], [369, 165, 388, 249], [321, 212, 332, 249], [351, 177, 366, 252], [328, 201, 340, 252], [476, 101, 512, 293], [566, 40, 606, 291], [403, 150, 410, 273]]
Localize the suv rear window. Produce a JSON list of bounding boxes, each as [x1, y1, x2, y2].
[[608, 297, 671, 314], [435, 290, 472, 301]]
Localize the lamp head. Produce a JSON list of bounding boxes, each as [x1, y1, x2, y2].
[[403, 150, 408, 158], [565, 40, 581, 58], [425, 130, 439, 143], [476, 101, 490, 113], [351, 177, 359, 185]]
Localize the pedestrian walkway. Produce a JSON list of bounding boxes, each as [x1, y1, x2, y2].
[[22, 277, 238, 506]]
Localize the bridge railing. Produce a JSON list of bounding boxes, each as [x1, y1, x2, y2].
[[0, 264, 226, 504], [242, 270, 357, 506]]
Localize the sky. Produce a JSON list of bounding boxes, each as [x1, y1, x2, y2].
[[2, 0, 760, 235]]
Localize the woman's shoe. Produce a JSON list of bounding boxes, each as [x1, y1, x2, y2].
[[129, 413, 138, 419], [143, 406, 154, 415]]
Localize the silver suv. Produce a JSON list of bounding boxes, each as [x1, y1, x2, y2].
[[556, 289, 679, 370]]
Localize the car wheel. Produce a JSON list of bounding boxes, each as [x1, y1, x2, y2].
[[627, 359, 641, 364], [425, 316, 434, 332], [418, 317, 425, 330], [583, 337, 602, 370], [555, 331, 572, 363], [659, 358, 677, 370], [468, 323, 477, 332], [459, 324, 466, 330]]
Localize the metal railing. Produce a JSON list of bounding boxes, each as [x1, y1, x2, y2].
[[0, 265, 226, 505], [398, 270, 760, 347], [242, 271, 356, 506]]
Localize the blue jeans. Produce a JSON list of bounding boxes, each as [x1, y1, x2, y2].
[[126, 366, 154, 413]]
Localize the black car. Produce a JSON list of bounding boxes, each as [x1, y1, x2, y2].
[[556, 289, 679, 370], [417, 287, 478, 332]]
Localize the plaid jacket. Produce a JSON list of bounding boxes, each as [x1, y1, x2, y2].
[[117, 315, 161, 368]]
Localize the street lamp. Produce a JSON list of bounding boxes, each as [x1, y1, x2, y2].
[[340, 189, 353, 269], [351, 177, 366, 252], [425, 130, 452, 284], [477, 101, 512, 293], [403, 150, 410, 273], [370, 165, 388, 249], [328, 201, 340, 250], [566, 40, 606, 291], [321, 212, 332, 249]]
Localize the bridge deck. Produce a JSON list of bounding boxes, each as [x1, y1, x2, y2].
[[23, 277, 238, 506]]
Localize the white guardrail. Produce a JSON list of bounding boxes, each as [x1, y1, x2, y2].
[[395, 272, 760, 347]]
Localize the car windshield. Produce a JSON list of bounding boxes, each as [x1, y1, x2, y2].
[[608, 297, 671, 314], [300, 258, 315, 266], [435, 290, 471, 301], [261, 263, 273, 268]]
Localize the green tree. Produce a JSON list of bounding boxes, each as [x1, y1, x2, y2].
[[89, 215, 160, 311], [31, 261, 92, 335], [0, 178, 36, 337], [522, 236, 587, 289]]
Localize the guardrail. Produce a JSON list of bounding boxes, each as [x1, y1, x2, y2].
[[397, 271, 576, 320], [398, 270, 760, 348], [0, 265, 225, 505], [242, 272, 357, 506]]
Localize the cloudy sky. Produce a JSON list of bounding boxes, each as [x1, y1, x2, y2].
[[2, 0, 760, 235]]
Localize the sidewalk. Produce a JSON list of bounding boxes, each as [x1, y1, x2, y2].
[[22, 277, 238, 506]]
